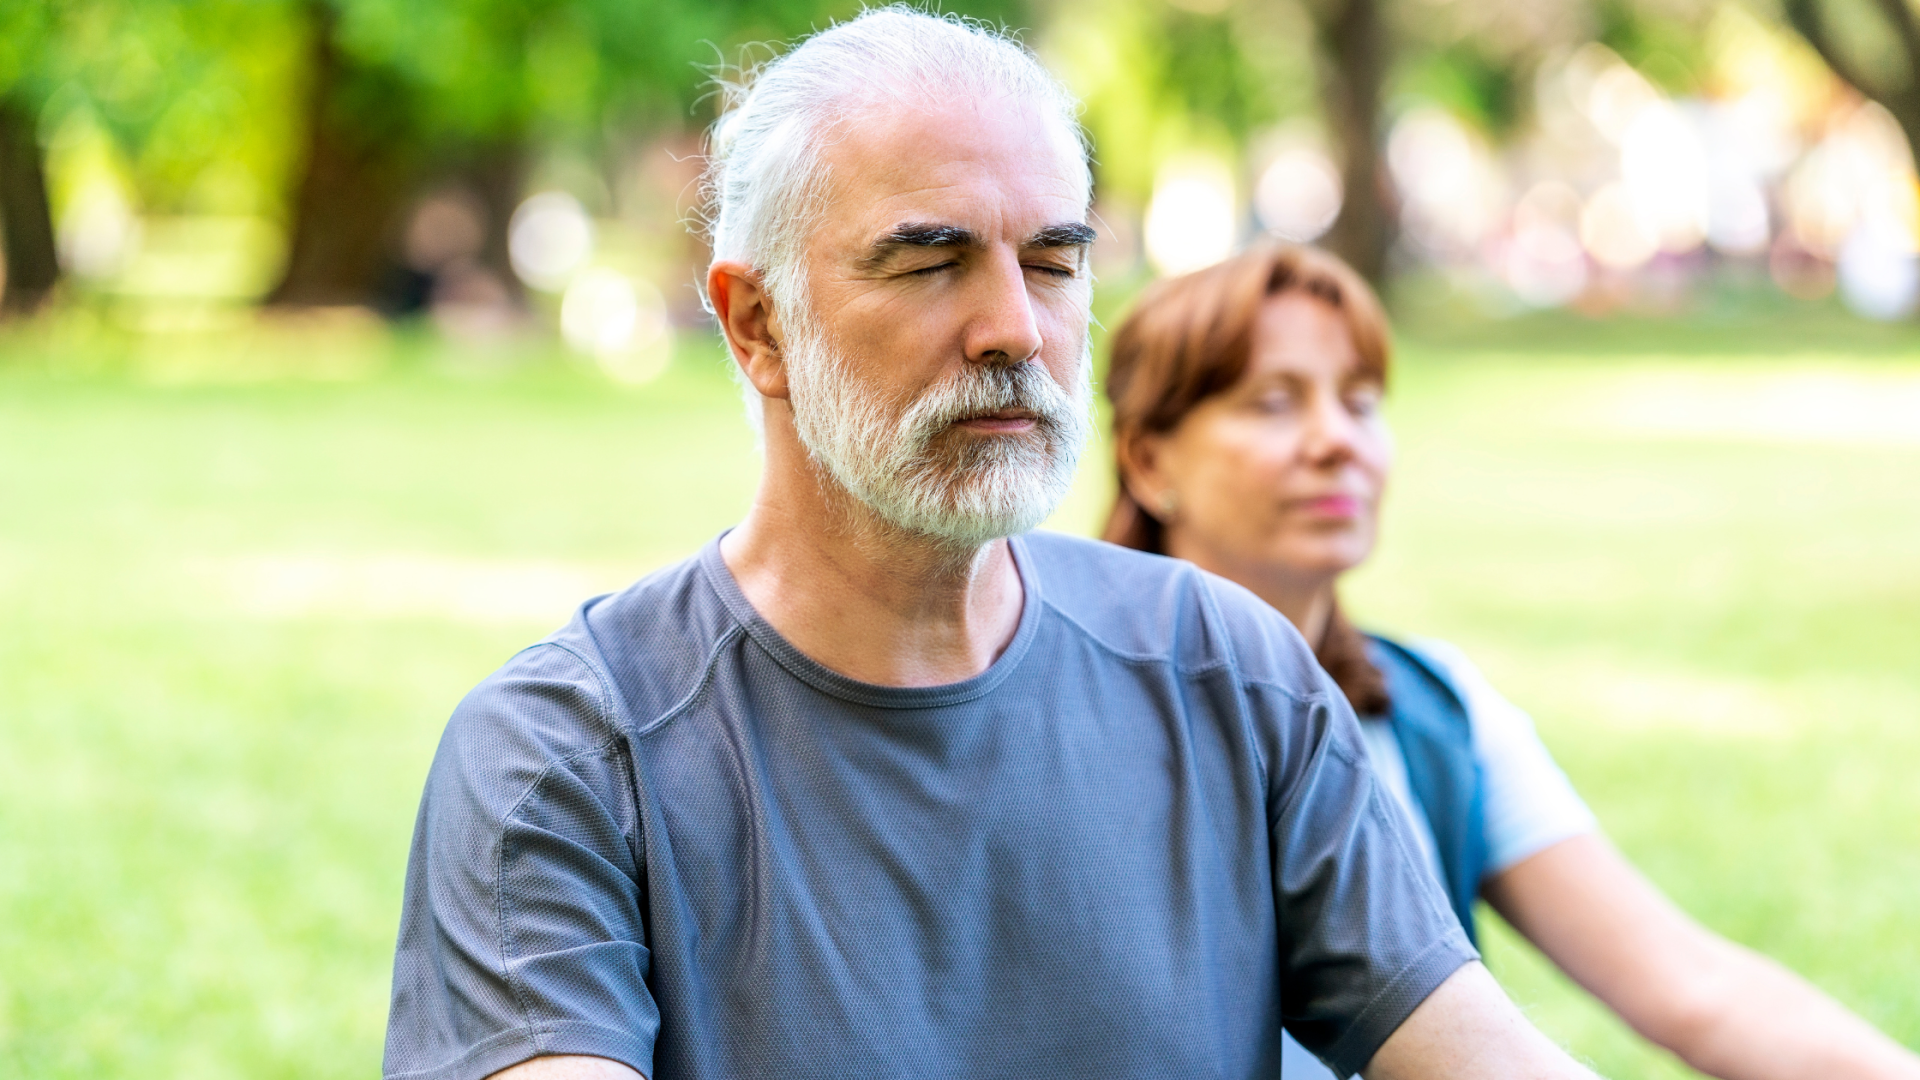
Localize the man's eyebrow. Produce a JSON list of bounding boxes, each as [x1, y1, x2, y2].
[[865, 223, 979, 261], [859, 221, 1094, 269], [1026, 222, 1097, 248]]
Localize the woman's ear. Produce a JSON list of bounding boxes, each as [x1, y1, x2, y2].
[[707, 261, 791, 400], [1118, 430, 1174, 519]]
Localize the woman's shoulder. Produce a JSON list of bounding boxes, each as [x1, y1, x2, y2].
[[1365, 633, 1487, 699], [1364, 632, 1522, 737], [1368, 631, 1600, 873]]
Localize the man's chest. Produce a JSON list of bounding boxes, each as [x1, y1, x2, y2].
[[624, 674, 1280, 1075]]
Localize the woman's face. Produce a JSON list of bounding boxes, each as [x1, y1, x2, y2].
[[1133, 291, 1392, 590]]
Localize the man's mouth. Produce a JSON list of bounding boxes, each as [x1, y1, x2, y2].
[[952, 408, 1039, 431]]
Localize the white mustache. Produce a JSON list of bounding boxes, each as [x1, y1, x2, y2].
[[893, 361, 1076, 449], [784, 328, 1091, 548]]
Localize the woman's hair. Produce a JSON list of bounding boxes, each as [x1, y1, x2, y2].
[[1100, 242, 1394, 714]]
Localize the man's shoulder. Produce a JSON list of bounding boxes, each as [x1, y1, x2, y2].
[[1018, 531, 1207, 664], [567, 544, 746, 726], [1019, 531, 1324, 691], [451, 547, 737, 754]]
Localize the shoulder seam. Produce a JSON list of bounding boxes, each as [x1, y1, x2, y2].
[[1034, 580, 1234, 676], [495, 731, 632, 1047], [490, 642, 627, 1046], [1271, 698, 1367, 827], [532, 640, 617, 724], [1238, 674, 1330, 708], [632, 622, 747, 741], [1189, 573, 1275, 792]]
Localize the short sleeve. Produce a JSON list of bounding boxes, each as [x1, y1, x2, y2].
[[384, 645, 659, 1080], [1407, 638, 1598, 875], [1263, 684, 1480, 1078]]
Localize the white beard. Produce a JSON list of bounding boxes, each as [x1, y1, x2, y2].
[[783, 325, 1092, 550]]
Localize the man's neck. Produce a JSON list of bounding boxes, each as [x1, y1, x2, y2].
[[719, 462, 1026, 689]]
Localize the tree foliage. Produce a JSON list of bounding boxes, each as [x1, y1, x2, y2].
[[1051, 0, 1315, 211], [268, 0, 1030, 304], [6, 0, 1037, 310], [1783, 0, 1920, 161]]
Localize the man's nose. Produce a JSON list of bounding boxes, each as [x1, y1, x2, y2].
[[964, 250, 1044, 367]]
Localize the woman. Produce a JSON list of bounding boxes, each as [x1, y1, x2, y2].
[[1102, 243, 1920, 1080]]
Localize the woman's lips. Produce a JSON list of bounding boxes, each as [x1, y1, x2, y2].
[[1293, 494, 1362, 518]]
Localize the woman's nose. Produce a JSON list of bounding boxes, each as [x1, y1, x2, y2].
[[1300, 393, 1358, 463]]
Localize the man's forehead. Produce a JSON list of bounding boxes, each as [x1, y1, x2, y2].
[[816, 97, 1089, 244]]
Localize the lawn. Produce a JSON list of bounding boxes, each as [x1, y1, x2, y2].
[[1, 315, 1917, 1077]]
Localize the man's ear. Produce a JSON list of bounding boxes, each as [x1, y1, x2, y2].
[[707, 260, 791, 401]]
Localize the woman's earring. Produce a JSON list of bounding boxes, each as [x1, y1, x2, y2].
[[1155, 490, 1179, 520]]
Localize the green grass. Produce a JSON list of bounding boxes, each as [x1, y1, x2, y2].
[[1348, 335, 1920, 1077], [2, 320, 1918, 1077]]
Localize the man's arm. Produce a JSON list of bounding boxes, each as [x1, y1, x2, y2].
[[1362, 962, 1600, 1080], [487, 1056, 645, 1080], [383, 646, 661, 1080], [1484, 833, 1920, 1080]]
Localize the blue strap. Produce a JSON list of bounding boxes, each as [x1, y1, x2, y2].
[[1363, 636, 1489, 944]]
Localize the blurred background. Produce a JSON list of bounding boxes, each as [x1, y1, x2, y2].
[[1, 0, 1917, 1076]]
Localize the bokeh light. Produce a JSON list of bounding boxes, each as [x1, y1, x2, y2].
[[405, 193, 487, 273], [1706, 176, 1771, 256], [1389, 108, 1504, 258], [1620, 103, 1710, 253], [58, 182, 140, 280], [1581, 182, 1659, 270], [1838, 221, 1920, 320], [1576, 48, 1661, 143], [1144, 156, 1238, 275], [509, 192, 595, 292], [560, 267, 672, 383], [1254, 147, 1342, 243], [1786, 138, 1861, 257], [1506, 182, 1589, 307]]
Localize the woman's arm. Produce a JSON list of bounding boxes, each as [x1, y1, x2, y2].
[[1484, 833, 1920, 1080]]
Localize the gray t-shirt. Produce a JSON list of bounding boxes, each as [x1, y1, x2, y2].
[[385, 532, 1475, 1080]]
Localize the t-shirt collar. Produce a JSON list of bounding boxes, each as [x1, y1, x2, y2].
[[697, 530, 1044, 710]]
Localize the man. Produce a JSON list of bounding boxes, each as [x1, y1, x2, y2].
[[385, 10, 1602, 1080]]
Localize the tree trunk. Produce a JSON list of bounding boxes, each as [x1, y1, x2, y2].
[[0, 93, 60, 316], [1310, 0, 1394, 286], [1784, 0, 1920, 174], [455, 141, 527, 302], [266, 0, 418, 307]]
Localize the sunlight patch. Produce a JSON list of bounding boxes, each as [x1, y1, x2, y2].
[[198, 554, 636, 625], [1539, 663, 1793, 738], [1598, 369, 1920, 446]]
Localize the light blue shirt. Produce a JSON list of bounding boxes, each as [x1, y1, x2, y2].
[[1282, 638, 1597, 1078]]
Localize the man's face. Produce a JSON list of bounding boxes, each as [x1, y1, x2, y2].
[[779, 94, 1095, 546]]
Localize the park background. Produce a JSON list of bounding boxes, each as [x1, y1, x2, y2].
[[2, 0, 1918, 1075]]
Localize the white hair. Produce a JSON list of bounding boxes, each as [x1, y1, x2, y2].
[[700, 6, 1091, 423]]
